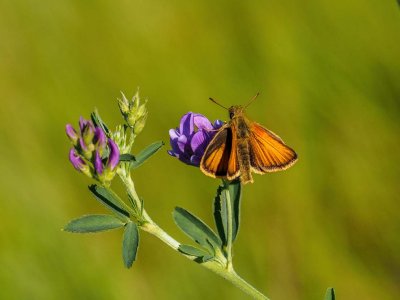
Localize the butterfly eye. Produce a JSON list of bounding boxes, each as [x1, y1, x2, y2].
[[229, 112, 235, 119]]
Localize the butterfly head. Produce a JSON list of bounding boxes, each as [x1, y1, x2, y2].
[[228, 105, 244, 119]]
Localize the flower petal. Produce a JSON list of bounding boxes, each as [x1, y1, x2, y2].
[[167, 150, 179, 157], [193, 114, 213, 130], [179, 112, 194, 136], [190, 131, 209, 156], [177, 135, 188, 153], [213, 119, 225, 129], [79, 116, 90, 133], [189, 155, 201, 166], [94, 127, 106, 149], [65, 124, 78, 143], [107, 139, 120, 170], [69, 148, 86, 171], [169, 128, 180, 140], [94, 150, 104, 175], [79, 137, 87, 151]]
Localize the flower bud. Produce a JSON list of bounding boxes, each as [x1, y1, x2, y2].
[[82, 122, 95, 146], [94, 150, 104, 175], [118, 93, 130, 115], [118, 89, 148, 134], [107, 139, 120, 170], [94, 127, 107, 154], [66, 124, 78, 145], [69, 149, 91, 177]]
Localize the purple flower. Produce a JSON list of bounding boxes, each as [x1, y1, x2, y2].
[[168, 112, 223, 166], [94, 150, 104, 175], [66, 124, 78, 144], [66, 116, 120, 182], [107, 139, 120, 170], [69, 148, 87, 171]]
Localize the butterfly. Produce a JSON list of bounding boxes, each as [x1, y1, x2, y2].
[[200, 94, 298, 184]]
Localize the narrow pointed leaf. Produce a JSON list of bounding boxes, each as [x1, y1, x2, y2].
[[89, 185, 129, 220], [64, 214, 125, 233], [91, 109, 110, 137], [122, 222, 139, 268], [324, 288, 335, 300], [119, 154, 136, 162], [173, 207, 222, 254], [178, 245, 210, 257], [131, 141, 164, 169]]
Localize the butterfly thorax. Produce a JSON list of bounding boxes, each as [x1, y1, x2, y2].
[[228, 106, 251, 139]]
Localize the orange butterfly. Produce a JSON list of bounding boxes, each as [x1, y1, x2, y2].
[[200, 94, 297, 184]]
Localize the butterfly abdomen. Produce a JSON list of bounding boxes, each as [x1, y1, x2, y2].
[[237, 140, 253, 183]]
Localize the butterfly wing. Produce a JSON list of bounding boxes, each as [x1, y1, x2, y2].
[[200, 125, 240, 179], [249, 122, 297, 173]]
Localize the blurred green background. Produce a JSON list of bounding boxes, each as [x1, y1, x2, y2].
[[1, 0, 399, 299]]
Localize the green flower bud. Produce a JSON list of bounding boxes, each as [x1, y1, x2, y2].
[[118, 89, 148, 134], [118, 93, 130, 115]]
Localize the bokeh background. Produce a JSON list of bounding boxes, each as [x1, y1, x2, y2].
[[1, 0, 399, 299]]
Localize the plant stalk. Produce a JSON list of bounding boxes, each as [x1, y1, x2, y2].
[[141, 221, 269, 299], [225, 187, 233, 271]]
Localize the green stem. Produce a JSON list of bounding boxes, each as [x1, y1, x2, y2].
[[141, 221, 269, 300], [225, 187, 233, 270], [117, 168, 143, 212]]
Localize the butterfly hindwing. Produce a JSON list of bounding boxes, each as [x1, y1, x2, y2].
[[248, 122, 297, 173]]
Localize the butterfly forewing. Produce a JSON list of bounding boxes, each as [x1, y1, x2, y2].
[[249, 122, 297, 173], [200, 125, 240, 179]]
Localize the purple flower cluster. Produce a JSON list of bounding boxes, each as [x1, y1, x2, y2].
[[168, 112, 223, 166], [66, 117, 119, 180]]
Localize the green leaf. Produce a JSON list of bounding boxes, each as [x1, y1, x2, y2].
[[324, 288, 335, 300], [213, 180, 242, 246], [64, 215, 125, 233], [91, 109, 110, 137], [201, 254, 214, 262], [119, 154, 136, 162], [228, 180, 241, 243], [213, 185, 228, 245], [173, 207, 222, 254], [89, 185, 130, 220], [122, 222, 139, 268], [178, 244, 210, 257], [131, 141, 164, 169]]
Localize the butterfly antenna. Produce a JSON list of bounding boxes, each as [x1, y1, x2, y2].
[[209, 97, 228, 110], [244, 92, 260, 109]]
